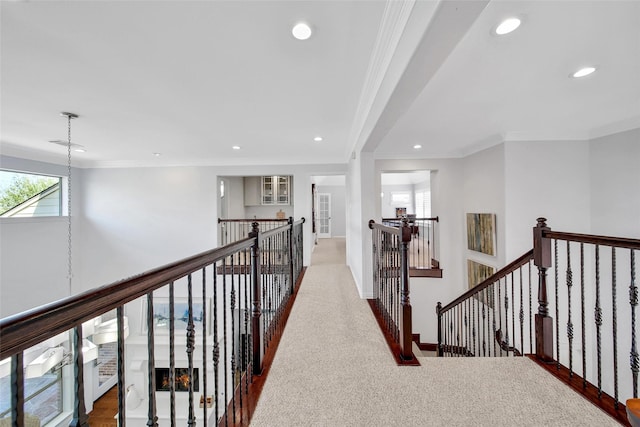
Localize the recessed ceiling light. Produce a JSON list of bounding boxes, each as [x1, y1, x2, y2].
[[413, 144, 422, 149], [232, 145, 241, 150], [292, 22, 312, 40], [74, 148, 86, 153], [314, 136, 323, 142], [495, 17, 521, 35], [152, 152, 162, 157], [572, 66, 596, 78]]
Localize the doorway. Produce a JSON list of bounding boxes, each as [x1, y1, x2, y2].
[[311, 175, 346, 240], [317, 193, 331, 238]]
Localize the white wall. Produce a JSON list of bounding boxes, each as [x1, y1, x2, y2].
[[0, 156, 83, 317], [79, 166, 219, 290], [504, 140, 591, 260], [462, 144, 506, 274], [590, 128, 640, 238]]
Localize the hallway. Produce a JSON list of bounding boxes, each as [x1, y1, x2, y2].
[[249, 238, 619, 426]]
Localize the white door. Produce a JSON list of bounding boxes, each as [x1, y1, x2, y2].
[[318, 193, 331, 238]]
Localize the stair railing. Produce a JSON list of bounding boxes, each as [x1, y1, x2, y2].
[[437, 217, 639, 424], [218, 218, 288, 246], [0, 218, 305, 427], [382, 216, 440, 274], [368, 218, 415, 363]]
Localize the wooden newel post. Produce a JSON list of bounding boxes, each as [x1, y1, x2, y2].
[[249, 222, 263, 375], [436, 302, 443, 357], [533, 217, 554, 362], [399, 218, 414, 360]]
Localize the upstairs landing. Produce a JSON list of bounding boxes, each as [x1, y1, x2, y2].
[[250, 238, 619, 426]]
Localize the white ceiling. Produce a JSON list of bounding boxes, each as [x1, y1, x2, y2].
[[1, 1, 639, 168]]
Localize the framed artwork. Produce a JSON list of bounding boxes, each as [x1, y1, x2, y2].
[[395, 207, 407, 217], [466, 213, 496, 256], [142, 298, 210, 335], [467, 259, 495, 308]]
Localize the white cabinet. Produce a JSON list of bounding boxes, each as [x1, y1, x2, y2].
[[262, 175, 290, 205], [244, 176, 291, 206]]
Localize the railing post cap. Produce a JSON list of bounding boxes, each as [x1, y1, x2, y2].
[[536, 217, 548, 227]]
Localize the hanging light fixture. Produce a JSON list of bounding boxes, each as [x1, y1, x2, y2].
[[60, 112, 78, 296]]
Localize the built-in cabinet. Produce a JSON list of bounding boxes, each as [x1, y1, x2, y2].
[[244, 176, 291, 206]]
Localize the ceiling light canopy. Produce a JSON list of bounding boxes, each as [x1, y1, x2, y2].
[[413, 144, 422, 149], [572, 66, 596, 78], [314, 136, 323, 142], [232, 145, 241, 150], [292, 22, 312, 40], [495, 17, 521, 35]]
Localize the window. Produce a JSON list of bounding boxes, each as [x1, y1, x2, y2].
[[0, 170, 62, 217], [390, 191, 411, 206], [414, 190, 431, 218]]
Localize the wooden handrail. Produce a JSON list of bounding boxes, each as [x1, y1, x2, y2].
[[261, 218, 305, 240], [439, 250, 534, 314], [0, 237, 255, 360], [218, 218, 289, 223], [382, 216, 439, 223], [543, 230, 640, 250], [368, 219, 401, 236]]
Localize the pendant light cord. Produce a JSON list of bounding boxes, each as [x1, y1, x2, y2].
[[67, 114, 73, 296]]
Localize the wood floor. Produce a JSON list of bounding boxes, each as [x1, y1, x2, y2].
[[88, 386, 117, 427]]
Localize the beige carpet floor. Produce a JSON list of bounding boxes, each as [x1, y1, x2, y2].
[[250, 238, 619, 426]]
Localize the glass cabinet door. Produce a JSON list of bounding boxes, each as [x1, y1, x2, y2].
[[262, 176, 274, 204], [277, 176, 289, 204]]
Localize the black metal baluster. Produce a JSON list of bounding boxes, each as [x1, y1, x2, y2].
[[529, 260, 533, 354], [482, 290, 487, 357], [504, 277, 510, 357], [213, 264, 220, 424], [244, 248, 250, 395], [223, 259, 229, 427], [202, 268, 208, 425], [630, 249, 638, 398], [511, 272, 516, 356], [554, 240, 560, 369], [449, 312, 454, 357], [612, 248, 619, 409], [230, 256, 237, 424], [187, 274, 196, 427], [519, 267, 524, 357], [581, 244, 586, 389], [473, 295, 477, 356], [11, 353, 24, 427], [567, 242, 574, 378], [169, 282, 176, 426], [383, 231, 389, 336], [236, 254, 244, 419], [464, 300, 468, 355], [498, 281, 503, 357], [117, 306, 126, 427], [595, 245, 603, 398], [443, 309, 447, 357], [455, 306, 459, 357], [147, 292, 158, 427], [492, 284, 497, 357], [70, 324, 88, 427]]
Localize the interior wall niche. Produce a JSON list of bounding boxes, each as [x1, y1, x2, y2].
[[380, 170, 431, 219]]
